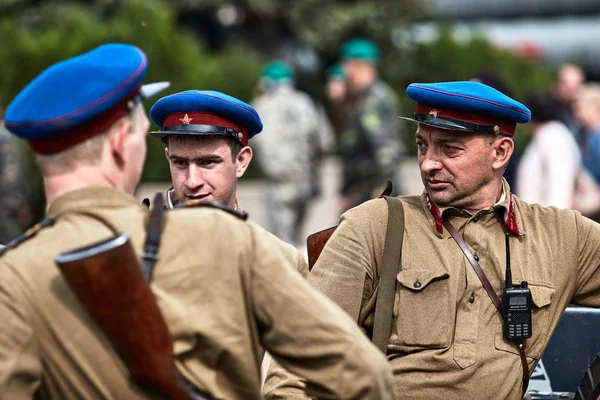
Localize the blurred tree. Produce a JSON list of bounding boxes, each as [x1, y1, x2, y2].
[[0, 0, 264, 187]]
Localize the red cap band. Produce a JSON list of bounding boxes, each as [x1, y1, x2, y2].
[[28, 87, 140, 154], [162, 112, 249, 146], [416, 103, 517, 137]]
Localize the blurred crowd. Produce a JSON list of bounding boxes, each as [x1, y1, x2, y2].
[[514, 64, 600, 221], [3, 46, 600, 245]]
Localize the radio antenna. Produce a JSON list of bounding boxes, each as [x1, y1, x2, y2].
[[505, 232, 512, 289]]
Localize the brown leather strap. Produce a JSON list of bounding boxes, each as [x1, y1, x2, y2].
[[372, 196, 405, 353], [443, 220, 529, 397], [142, 192, 165, 282]]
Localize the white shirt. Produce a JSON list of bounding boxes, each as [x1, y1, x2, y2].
[[516, 121, 581, 208]]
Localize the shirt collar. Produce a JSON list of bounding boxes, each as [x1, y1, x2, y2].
[[48, 186, 144, 218], [420, 178, 524, 238], [166, 188, 241, 210]]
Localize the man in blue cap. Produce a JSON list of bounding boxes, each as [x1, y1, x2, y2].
[[264, 81, 600, 399], [337, 37, 403, 212], [0, 44, 395, 399], [149, 89, 309, 274], [251, 61, 334, 246]]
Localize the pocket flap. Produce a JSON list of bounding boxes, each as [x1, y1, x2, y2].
[[397, 269, 449, 291], [529, 284, 555, 308]]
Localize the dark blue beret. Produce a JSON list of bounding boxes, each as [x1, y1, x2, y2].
[[149, 90, 262, 146], [4, 43, 168, 154], [401, 81, 531, 137]]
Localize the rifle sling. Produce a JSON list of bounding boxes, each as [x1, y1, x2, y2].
[[443, 220, 529, 397], [372, 196, 405, 353]]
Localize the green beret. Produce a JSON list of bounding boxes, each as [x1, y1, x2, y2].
[[340, 38, 380, 62], [261, 61, 295, 82], [327, 63, 345, 80]]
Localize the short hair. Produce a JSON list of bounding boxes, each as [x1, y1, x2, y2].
[[35, 106, 141, 175], [164, 135, 243, 160]]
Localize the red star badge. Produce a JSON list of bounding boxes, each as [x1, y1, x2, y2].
[[179, 114, 193, 124], [429, 109, 439, 118]]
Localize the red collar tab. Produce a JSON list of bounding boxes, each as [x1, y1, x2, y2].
[[504, 192, 520, 235], [416, 103, 517, 137], [425, 193, 444, 235], [425, 192, 521, 236], [162, 112, 249, 146], [28, 87, 140, 154]]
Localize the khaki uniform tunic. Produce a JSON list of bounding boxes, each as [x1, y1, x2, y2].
[[166, 188, 309, 278], [0, 187, 394, 400], [264, 180, 600, 399]]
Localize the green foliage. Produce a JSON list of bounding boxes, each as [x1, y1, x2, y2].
[[0, 0, 264, 183]]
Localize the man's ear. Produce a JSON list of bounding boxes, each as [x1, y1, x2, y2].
[[107, 117, 132, 167], [492, 137, 514, 171], [165, 146, 169, 161], [235, 146, 253, 178]]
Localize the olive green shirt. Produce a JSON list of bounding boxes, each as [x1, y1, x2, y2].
[[264, 180, 600, 399], [0, 187, 394, 400]]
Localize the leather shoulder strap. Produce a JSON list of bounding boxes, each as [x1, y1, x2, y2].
[[172, 199, 248, 221], [443, 219, 529, 396], [0, 215, 55, 257], [142, 192, 165, 282], [372, 196, 405, 353]]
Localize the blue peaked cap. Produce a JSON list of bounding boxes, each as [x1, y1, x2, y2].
[[5, 43, 168, 154], [403, 81, 531, 137], [149, 90, 263, 145]]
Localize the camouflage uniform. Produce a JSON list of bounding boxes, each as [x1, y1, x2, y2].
[[339, 79, 403, 208], [252, 85, 334, 245], [0, 123, 30, 244]]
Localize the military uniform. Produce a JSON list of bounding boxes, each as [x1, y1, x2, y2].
[[263, 82, 600, 399], [0, 44, 394, 400], [252, 62, 334, 245], [339, 79, 402, 206], [166, 187, 309, 278], [338, 39, 403, 208], [0, 187, 393, 399]]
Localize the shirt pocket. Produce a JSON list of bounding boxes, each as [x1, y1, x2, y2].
[[494, 283, 555, 360], [389, 268, 451, 349]]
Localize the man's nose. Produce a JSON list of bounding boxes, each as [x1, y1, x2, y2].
[[419, 150, 443, 175], [185, 165, 205, 190]]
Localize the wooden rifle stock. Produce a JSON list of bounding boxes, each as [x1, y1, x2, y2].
[[56, 233, 199, 400]]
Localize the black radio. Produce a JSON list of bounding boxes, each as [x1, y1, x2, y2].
[[502, 233, 532, 340]]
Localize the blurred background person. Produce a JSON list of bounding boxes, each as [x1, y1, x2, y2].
[[554, 63, 586, 144], [516, 93, 581, 208], [251, 61, 334, 246], [325, 63, 347, 140], [575, 83, 600, 185], [338, 38, 403, 213], [0, 105, 32, 243]]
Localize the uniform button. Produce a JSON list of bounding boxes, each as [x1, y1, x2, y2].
[[473, 216, 479, 222], [414, 281, 422, 289], [468, 293, 475, 303], [474, 255, 479, 261]]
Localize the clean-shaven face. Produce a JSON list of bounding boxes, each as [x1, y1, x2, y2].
[[166, 136, 238, 207]]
